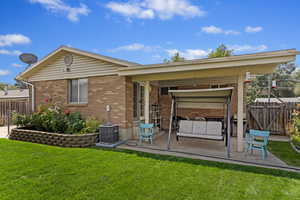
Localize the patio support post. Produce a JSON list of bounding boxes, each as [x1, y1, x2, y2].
[[144, 81, 150, 124], [237, 73, 244, 152], [226, 98, 231, 158], [167, 97, 175, 150]]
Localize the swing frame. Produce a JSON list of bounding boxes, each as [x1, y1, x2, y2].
[[167, 87, 233, 158]]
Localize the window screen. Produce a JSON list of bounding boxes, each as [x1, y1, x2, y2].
[[69, 79, 88, 104]]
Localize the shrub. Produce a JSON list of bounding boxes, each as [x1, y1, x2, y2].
[[12, 112, 32, 128], [12, 104, 101, 134], [291, 135, 300, 149], [80, 118, 101, 134], [291, 111, 300, 149], [65, 112, 86, 134]]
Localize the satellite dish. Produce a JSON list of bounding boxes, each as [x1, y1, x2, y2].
[[19, 53, 38, 65]]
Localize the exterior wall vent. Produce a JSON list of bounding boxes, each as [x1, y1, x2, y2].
[[64, 54, 73, 72]]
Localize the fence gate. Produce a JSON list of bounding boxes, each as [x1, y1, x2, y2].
[[247, 102, 298, 135], [0, 100, 31, 126]]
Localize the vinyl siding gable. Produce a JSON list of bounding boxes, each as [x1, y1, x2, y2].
[[29, 51, 122, 82]]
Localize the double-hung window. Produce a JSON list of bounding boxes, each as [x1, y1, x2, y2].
[[69, 79, 88, 104]]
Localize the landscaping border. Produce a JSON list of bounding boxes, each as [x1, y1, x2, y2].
[[9, 128, 98, 147]]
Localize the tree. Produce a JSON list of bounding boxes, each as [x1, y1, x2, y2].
[[208, 44, 233, 58], [164, 52, 185, 63], [272, 62, 296, 97], [293, 69, 300, 96], [14, 80, 28, 89], [246, 62, 298, 103], [0, 81, 24, 91]]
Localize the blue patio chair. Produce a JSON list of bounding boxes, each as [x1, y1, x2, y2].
[[139, 123, 154, 144], [245, 129, 270, 159]]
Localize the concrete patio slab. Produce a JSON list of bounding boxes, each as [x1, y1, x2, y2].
[[0, 126, 16, 138], [118, 132, 300, 172]]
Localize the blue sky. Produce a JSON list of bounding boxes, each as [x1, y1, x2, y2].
[[0, 0, 300, 84]]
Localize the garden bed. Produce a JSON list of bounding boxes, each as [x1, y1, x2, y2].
[[9, 128, 98, 147]]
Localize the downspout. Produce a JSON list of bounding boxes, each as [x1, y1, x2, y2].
[[20, 80, 35, 112]]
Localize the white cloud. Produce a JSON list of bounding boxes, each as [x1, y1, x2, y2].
[[110, 43, 160, 52], [201, 25, 223, 34], [0, 34, 31, 47], [166, 48, 211, 60], [29, 0, 90, 22], [228, 44, 268, 52], [245, 26, 263, 33], [12, 63, 23, 68], [106, 0, 205, 20], [0, 70, 11, 76], [201, 25, 240, 35], [0, 49, 22, 56], [106, 2, 154, 19]]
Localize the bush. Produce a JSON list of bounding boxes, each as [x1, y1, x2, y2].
[[291, 111, 300, 149], [12, 112, 32, 128], [291, 135, 300, 149], [12, 104, 101, 134], [80, 118, 101, 134]]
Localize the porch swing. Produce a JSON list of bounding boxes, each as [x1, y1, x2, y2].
[[167, 87, 233, 158]]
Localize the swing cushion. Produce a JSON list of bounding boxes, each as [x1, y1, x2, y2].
[[206, 121, 222, 136], [177, 120, 223, 140], [178, 120, 193, 134], [192, 121, 207, 135]]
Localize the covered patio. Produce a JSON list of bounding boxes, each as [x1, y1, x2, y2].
[[122, 133, 287, 167], [118, 49, 298, 166]]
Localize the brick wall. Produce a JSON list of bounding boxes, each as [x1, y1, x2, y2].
[[32, 76, 241, 137], [33, 75, 133, 130]]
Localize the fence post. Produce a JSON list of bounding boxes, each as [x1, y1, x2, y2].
[[7, 102, 11, 137]]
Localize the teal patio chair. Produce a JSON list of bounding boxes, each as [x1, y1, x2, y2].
[[245, 129, 270, 159], [139, 123, 154, 144]]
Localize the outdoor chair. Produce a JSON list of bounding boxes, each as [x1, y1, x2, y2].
[[139, 123, 154, 144], [245, 129, 270, 159]]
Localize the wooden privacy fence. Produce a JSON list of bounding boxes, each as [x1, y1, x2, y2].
[[247, 102, 299, 135], [0, 100, 31, 126]]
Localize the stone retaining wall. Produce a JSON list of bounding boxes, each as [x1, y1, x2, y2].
[[9, 128, 97, 147]]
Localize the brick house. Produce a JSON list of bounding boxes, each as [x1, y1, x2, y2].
[[16, 46, 298, 151]]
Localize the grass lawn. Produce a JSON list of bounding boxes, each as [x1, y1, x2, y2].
[[268, 141, 300, 167], [1, 139, 300, 200]]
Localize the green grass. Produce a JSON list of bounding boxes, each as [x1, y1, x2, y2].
[[1, 139, 300, 200], [268, 141, 300, 167]]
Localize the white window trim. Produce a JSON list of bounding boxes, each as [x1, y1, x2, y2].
[[69, 79, 88, 104]]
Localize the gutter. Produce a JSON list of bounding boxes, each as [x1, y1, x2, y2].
[[20, 80, 35, 112], [119, 49, 298, 73]]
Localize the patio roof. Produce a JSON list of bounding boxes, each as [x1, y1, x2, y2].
[[118, 49, 299, 81]]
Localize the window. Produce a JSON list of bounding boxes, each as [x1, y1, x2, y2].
[[133, 82, 144, 120], [160, 87, 177, 96], [210, 85, 219, 89], [133, 83, 138, 118], [210, 84, 228, 89], [160, 87, 169, 95], [140, 86, 144, 117], [69, 79, 88, 104]]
